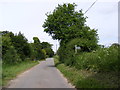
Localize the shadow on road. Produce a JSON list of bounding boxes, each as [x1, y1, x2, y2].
[[47, 65, 55, 67]]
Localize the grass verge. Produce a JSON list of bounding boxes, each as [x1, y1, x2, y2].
[[2, 60, 39, 87], [54, 55, 119, 88]]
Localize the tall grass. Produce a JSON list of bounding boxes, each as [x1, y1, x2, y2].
[[54, 56, 119, 88], [75, 46, 119, 72], [55, 44, 119, 88]]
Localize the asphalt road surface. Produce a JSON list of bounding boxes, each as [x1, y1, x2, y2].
[[8, 58, 74, 88]]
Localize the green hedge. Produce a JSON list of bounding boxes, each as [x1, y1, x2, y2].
[[75, 46, 119, 71], [57, 38, 98, 66], [57, 38, 119, 72]]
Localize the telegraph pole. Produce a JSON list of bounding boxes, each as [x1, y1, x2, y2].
[[75, 45, 77, 54]]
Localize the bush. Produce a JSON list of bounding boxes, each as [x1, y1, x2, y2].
[[3, 46, 21, 64], [58, 38, 98, 66], [75, 46, 119, 72], [58, 46, 75, 66], [58, 39, 119, 71]]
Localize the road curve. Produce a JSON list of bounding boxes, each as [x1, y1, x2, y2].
[[8, 58, 74, 88]]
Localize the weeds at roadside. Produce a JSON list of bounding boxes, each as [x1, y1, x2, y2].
[[54, 55, 120, 88]]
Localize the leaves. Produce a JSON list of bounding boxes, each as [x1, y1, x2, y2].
[[43, 3, 86, 41], [2, 31, 54, 64], [43, 3, 98, 50]]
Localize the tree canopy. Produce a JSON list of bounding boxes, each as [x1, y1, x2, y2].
[[43, 3, 87, 41], [43, 3, 99, 64], [41, 42, 52, 49], [1, 31, 54, 64], [43, 3, 98, 50]]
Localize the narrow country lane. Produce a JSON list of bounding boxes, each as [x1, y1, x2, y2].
[[8, 58, 74, 88]]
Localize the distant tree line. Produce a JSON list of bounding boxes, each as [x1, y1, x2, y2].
[[1, 31, 54, 64]]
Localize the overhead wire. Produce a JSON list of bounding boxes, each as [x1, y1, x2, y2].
[[84, 0, 98, 14]]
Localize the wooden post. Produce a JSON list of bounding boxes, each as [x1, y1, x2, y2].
[[75, 45, 77, 54]]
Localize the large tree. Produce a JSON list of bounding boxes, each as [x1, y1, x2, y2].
[[43, 3, 99, 64], [1, 31, 22, 64], [43, 3, 98, 45], [43, 3, 98, 51], [12, 32, 31, 60], [43, 3, 86, 40]]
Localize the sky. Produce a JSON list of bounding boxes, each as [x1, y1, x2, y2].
[[118, 1, 120, 43], [0, 0, 119, 52]]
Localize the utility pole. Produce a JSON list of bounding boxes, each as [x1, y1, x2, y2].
[[75, 45, 81, 54], [75, 45, 77, 54]]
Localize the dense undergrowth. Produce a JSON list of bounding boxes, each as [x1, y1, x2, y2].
[[54, 55, 120, 88], [75, 45, 120, 72], [54, 45, 120, 88], [58, 42, 120, 72]]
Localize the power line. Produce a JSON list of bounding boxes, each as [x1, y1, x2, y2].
[[84, 0, 98, 14]]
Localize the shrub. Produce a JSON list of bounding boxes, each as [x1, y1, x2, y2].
[[58, 38, 98, 66], [3, 46, 21, 64], [75, 46, 119, 71]]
